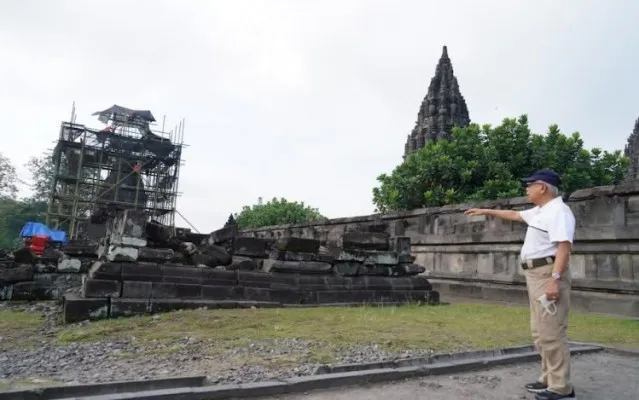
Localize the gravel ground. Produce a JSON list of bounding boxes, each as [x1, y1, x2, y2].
[[272, 352, 639, 400], [0, 302, 438, 390]]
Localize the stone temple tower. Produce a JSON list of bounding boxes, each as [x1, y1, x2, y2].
[[404, 46, 471, 158], [623, 118, 639, 184]]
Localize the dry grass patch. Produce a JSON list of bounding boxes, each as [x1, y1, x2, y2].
[[53, 303, 639, 351], [0, 311, 44, 350]]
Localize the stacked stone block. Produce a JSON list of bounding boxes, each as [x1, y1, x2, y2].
[[64, 224, 438, 323], [66, 261, 437, 323], [0, 241, 99, 301]]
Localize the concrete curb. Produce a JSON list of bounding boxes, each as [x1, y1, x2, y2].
[[0, 344, 602, 400], [568, 340, 639, 357], [312, 342, 593, 375], [0, 376, 207, 400]]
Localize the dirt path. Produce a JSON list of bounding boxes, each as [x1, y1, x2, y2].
[[272, 352, 639, 400]]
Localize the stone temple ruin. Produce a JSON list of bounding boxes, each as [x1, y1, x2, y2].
[[3, 47, 639, 322], [0, 103, 439, 322], [403, 46, 471, 158], [62, 210, 437, 322]]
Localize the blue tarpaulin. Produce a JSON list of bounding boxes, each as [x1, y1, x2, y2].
[[19, 222, 68, 244]]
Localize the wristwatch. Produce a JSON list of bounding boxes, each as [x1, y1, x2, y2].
[[551, 272, 561, 280]]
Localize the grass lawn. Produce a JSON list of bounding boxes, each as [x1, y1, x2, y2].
[[2, 303, 637, 352], [56, 303, 639, 351]]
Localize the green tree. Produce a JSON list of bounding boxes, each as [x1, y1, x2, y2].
[[26, 150, 54, 202], [234, 197, 327, 229], [0, 152, 18, 199], [372, 115, 629, 212], [0, 198, 48, 248]]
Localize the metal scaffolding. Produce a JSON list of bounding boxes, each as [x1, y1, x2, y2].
[[46, 103, 186, 239]]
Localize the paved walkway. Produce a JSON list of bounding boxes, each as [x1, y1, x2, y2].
[[272, 352, 638, 400]]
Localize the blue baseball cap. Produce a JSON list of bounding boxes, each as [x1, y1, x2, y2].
[[522, 168, 561, 188]]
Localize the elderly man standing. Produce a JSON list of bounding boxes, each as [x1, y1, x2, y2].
[[465, 169, 576, 400]]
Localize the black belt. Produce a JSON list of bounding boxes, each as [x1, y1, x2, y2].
[[521, 256, 555, 270]]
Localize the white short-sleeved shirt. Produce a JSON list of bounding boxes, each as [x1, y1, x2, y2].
[[518, 197, 576, 261]]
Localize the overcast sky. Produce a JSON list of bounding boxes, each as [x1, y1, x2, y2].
[[1, 0, 638, 232]]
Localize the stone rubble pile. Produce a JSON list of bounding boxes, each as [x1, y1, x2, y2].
[[1, 210, 439, 322], [0, 240, 98, 301]]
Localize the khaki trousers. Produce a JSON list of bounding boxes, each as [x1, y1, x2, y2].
[[525, 263, 573, 395]]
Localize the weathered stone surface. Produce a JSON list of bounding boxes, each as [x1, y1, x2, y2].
[[121, 281, 152, 298], [88, 261, 121, 280], [12, 248, 36, 264], [170, 251, 186, 264], [393, 236, 414, 263], [110, 209, 146, 238], [314, 290, 377, 304], [0, 285, 12, 300], [121, 262, 163, 282], [358, 265, 392, 276], [58, 258, 82, 273], [41, 247, 65, 261], [110, 236, 147, 248], [0, 264, 34, 283], [82, 278, 122, 298], [234, 237, 269, 257], [195, 244, 232, 267], [243, 287, 305, 304], [352, 277, 393, 290], [201, 285, 242, 300], [110, 298, 150, 318], [333, 262, 360, 277], [11, 281, 59, 301], [342, 232, 390, 251], [227, 256, 258, 271], [148, 298, 186, 314], [201, 268, 237, 286], [274, 237, 320, 254], [391, 277, 415, 290], [161, 264, 203, 284], [106, 246, 139, 262], [262, 259, 332, 274], [270, 249, 314, 262], [63, 294, 109, 323], [151, 282, 203, 299], [365, 252, 399, 265], [238, 271, 296, 287], [138, 247, 174, 262], [145, 220, 173, 244], [392, 236, 412, 254], [208, 226, 237, 245], [61, 243, 99, 257], [179, 241, 198, 255], [394, 264, 426, 276], [33, 273, 83, 295]]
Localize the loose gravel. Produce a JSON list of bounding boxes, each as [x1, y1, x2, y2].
[[0, 302, 438, 390]]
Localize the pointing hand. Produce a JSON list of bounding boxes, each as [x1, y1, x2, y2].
[[464, 208, 485, 216]]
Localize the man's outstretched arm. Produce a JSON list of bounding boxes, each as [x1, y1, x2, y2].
[[465, 208, 524, 222]]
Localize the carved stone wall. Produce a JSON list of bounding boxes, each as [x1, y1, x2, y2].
[[239, 185, 639, 317]]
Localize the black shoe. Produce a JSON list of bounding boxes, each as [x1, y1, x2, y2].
[[525, 381, 548, 393], [535, 389, 576, 400]]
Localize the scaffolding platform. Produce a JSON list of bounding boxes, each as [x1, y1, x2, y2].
[[46, 104, 186, 239]]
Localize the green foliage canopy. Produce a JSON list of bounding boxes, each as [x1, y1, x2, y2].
[[372, 115, 629, 212], [234, 197, 326, 229]]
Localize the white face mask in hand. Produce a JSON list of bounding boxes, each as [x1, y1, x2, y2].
[[537, 294, 557, 315]]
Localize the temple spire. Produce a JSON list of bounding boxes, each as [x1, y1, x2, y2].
[[403, 46, 470, 158], [623, 118, 639, 184]]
